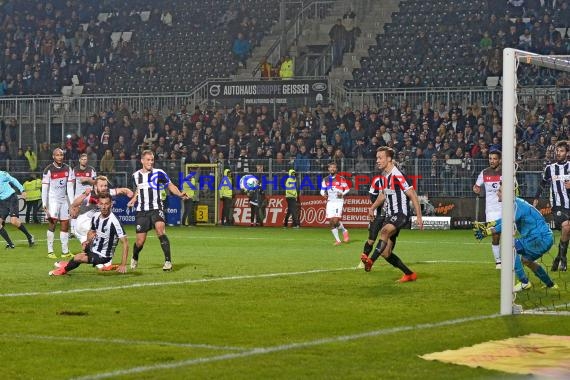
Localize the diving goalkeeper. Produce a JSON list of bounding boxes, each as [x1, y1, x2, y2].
[[473, 185, 558, 292]]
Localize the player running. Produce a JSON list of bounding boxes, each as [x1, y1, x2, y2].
[[361, 147, 423, 283]]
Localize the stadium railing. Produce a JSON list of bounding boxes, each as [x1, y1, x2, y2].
[[8, 158, 545, 199]]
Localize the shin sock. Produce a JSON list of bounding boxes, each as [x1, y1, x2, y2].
[[60, 232, 69, 254], [331, 228, 340, 242], [492, 244, 501, 263], [384, 253, 413, 275], [362, 242, 373, 256], [534, 265, 555, 288], [0, 227, 13, 245], [133, 243, 143, 260], [514, 255, 529, 284], [64, 260, 81, 272], [17, 224, 32, 239], [159, 235, 171, 262], [558, 240, 569, 259], [370, 240, 387, 262], [47, 230, 55, 253]]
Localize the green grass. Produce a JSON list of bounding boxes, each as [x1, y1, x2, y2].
[[0, 225, 568, 379]]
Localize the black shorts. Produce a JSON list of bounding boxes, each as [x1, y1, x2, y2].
[[85, 245, 112, 266], [551, 206, 570, 230], [368, 214, 384, 241], [383, 213, 409, 231], [0, 193, 20, 219], [135, 210, 166, 233], [371, 214, 400, 248]]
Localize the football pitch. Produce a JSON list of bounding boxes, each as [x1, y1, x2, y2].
[[0, 225, 568, 379]]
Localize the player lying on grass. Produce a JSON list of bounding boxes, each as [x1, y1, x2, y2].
[[69, 175, 133, 271], [49, 193, 129, 276], [473, 185, 559, 291]]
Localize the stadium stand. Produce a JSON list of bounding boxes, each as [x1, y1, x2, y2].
[[1, 0, 569, 202], [0, 0, 280, 95], [346, 0, 570, 89]]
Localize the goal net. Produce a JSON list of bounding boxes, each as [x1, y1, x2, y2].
[[502, 49, 570, 315], [184, 163, 221, 226]]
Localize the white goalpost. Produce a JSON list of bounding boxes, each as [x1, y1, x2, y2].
[[501, 48, 570, 315]]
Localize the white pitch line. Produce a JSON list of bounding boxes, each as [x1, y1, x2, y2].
[[418, 260, 490, 264], [72, 313, 502, 380], [0, 334, 250, 351], [8, 236, 483, 245], [0, 260, 495, 298], [0, 268, 353, 298]]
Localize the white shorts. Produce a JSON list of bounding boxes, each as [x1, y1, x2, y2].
[[486, 209, 501, 223], [75, 212, 95, 243], [326, 201, 344, 219], [47, 201, 70, 221]]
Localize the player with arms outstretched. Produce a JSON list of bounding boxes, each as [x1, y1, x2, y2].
[[474, 185, 558, 291], [128, 150, 189, 271], [70, 153, 96, 236]]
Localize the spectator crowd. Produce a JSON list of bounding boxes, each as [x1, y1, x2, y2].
[[0, 0, 277, 96], [3, 93, 570, 199]]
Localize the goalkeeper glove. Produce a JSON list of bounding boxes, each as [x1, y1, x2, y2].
[[472, 221, 496, 240]]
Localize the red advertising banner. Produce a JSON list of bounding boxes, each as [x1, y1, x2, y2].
[[228, 195, 371, 227]]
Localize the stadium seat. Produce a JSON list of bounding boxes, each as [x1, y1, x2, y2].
[[110, 32, 122, 48], [61, 86, 72, 97], [486, 76, 500, 87], [139, 11, 150, 22], [122, 31, 133, 43]]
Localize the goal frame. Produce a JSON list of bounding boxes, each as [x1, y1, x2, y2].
[[184, 163, 220, 226], [501, 49, 570, 315]]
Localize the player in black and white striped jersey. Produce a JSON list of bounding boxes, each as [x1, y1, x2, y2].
[[361, 146, 423, 283], [69, 175, 133, 271], [360, 175, 390, 267], [533, 140, 570, 271], [49, 193, 129, 276], [127, 150, 189, 271]]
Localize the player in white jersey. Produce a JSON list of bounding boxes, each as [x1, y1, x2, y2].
[[70, 176, 133, 270], [320, 162, 350, 245], [473, 150, 502, 269], [49, 193, 129, 276], [70, 153, 96, 236], [42, 148, 75, 259]]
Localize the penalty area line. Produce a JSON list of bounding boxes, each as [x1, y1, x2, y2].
[[0, 261, 494, 298], [0, 334, 250, 352], [0, 268, 353, 298], [72, 313, 501, 380]]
